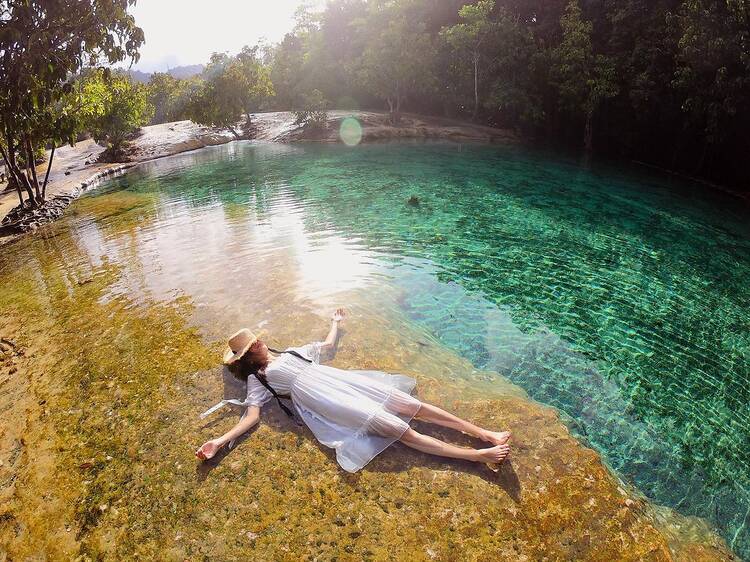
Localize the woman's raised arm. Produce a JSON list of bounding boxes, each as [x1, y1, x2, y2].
[[195, 405, 261, 460], [320, 307, 346, 354]]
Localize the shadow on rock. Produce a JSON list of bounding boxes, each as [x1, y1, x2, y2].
[[364, 419, 523, 502]]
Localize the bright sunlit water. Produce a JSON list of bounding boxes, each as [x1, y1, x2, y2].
[[16, 141, 750, 556]]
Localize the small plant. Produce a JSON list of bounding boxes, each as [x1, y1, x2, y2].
[[293, 89, 329, 131]]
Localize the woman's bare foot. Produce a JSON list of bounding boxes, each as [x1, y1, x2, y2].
[[481, 430, 511, 446], [475, 444, 510, 464]]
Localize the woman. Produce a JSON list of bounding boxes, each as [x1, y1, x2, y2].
[[196, 308, 511, 472]]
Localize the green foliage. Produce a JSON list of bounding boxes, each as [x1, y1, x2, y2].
[[551, 1, 618, 149], [671, 0, 750, 145], [198, 53, 246, 135], [235, 45, 275, 122], [185, 45, 275, 137], [440, 0, 497, 118], [260, 0, 749, 185], [3, 0, 749, 196], [0, 0, 143, 204], [553, 1, 618, 113], [357, 5, 436, 122], [83, 71, 153, 161], [485, 10, 544, 130], [147, 73, 193, 124], [270, 34, 307, 110]]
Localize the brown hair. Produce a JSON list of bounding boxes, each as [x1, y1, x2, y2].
[[228, 340, 270, 381]]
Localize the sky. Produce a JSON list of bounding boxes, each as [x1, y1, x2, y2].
[[127, 1, 325, 72]]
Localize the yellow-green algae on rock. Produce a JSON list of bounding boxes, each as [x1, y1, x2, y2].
[[0, 193, 737, 561]]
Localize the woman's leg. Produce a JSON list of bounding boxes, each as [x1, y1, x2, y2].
[[399, 428, 510, 463], [412, 402, 511, 445]]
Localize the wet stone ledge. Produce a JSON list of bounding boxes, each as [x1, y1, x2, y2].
[[0, 166, 130, 235]]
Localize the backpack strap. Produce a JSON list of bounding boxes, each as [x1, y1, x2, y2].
[[253, 369, 296, 420], [268, 347, 313, 364], [254, 348, 313, 425]]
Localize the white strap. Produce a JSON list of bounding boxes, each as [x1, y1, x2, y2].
[[199, 398, 250, 419]]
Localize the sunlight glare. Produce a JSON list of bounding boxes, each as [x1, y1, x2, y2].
[[339, 117, 363, 146]]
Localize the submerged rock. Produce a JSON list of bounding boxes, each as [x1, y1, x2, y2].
[[0, 205, 735, 561]]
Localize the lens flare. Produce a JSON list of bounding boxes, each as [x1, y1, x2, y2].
[[339, 117, 363, 146]]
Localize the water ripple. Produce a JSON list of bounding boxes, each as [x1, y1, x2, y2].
[[46, 141, 750, 557]]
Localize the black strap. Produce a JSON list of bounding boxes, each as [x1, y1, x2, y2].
[[253, 348, 313, 425], [270, 348, 313, 364]]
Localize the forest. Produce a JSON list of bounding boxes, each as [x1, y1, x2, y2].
[[144, 0, 750, 190], [2, 0, 749, 209]]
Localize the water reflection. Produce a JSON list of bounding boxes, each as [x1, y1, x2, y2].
[[12, 139, 750, 557]]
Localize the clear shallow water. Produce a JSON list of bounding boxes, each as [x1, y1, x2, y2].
[[31, 141, 750, 556]]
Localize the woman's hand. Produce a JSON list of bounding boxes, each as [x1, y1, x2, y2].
[[331, 307, 346, 323], [195, 438, 223, 460], [195, 407, 260, 461]]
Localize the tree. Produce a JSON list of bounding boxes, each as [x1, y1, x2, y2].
[[309, 0, 369, 108], [0, 0, 143, 207], [234, 45, 275, 127], [440, 0, 498, 120], [186, 53, 245, 138], [186, 48, 274, 138], [670, 0, 750, 173], [147, 72, 192, 124], [269, 4, 332, 111], [358, 10, 436, 123], [270, 34, 307, 110], [486, 8, 543, 131], [551, 0, 618, 152], [601, 0, 682, 160], [84, 71, 153, 161]]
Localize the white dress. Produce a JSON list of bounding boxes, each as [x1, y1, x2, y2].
[[200, 341, 423, 473]]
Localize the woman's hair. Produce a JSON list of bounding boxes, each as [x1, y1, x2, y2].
[[229, 339, 270, 381]]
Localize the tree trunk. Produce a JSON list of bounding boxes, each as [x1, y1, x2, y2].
[[472, 52, 479, 121], [584, 107, 594, 154], [42, 145, 55, 199], [390, 81, 401, 125], [696, 138, 709, 176], [24, 136, 42, 201], [5, 135, 35, 205], [0, 143, 24, 206], [670, 136, 682, 168], [227, 125, 241, 140]]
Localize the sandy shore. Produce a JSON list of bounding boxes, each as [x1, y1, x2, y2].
[[0, 111, 516, 241]]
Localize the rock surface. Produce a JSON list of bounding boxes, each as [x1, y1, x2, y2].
[[0, 212, 736, 560], [0, 116, 736, 561], [257, 110, 518, 144]]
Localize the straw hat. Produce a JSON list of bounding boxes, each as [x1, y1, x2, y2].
[[223, 328, 259, 365]]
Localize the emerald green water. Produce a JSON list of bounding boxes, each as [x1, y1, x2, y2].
[[64, 141, 750, 556]]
